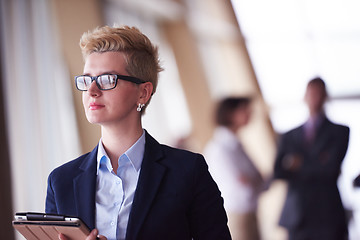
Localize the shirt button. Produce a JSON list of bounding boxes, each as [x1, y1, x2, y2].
[[116, 181, 121, 185], [111, 221, 115, 226]]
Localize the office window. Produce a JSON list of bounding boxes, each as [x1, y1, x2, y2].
[[232, 0, 360, 238]]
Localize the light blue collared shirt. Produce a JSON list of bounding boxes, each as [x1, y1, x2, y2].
[[95, 130, 145, 240]]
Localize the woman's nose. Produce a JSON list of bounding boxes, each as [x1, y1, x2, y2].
[[87, 81, 101, 97]]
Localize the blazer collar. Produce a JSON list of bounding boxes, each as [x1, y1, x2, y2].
[[126, 131, 166, 240]]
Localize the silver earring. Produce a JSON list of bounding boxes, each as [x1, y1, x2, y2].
[[137, 103, 145, 112]]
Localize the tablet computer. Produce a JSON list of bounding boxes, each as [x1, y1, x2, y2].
[[12, 212, 90, 240]]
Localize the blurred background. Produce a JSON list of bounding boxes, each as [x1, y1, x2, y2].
[[0, 0, 359, 239]]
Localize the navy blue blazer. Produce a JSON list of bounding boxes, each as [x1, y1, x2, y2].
[[274, 118, 349, 238], [46, 132, 231, 240]]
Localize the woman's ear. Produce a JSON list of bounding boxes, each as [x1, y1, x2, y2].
[[139, 82, 153, 104]]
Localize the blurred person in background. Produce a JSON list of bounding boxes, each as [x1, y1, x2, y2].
[[45, 25, 231, 240], [274, 77, 349, 240], [204, 96, 265, 240]]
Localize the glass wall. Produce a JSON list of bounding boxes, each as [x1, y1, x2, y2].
[[232, 0, 360, 238]]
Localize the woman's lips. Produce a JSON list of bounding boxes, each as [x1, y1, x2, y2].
[[89, 102, 105, 110]]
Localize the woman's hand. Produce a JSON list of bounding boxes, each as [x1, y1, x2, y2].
[[86, 229, 107, 240], [58, 229, 107, 240]]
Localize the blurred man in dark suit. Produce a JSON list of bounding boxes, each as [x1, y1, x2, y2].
[[274, 77, 349, 240]]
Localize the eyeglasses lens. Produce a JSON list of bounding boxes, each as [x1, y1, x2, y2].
[[98, 75, 116, 90], [76, 76, 91, 91]]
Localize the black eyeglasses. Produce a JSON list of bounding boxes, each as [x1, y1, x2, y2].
[[75, 74, 146, 91]]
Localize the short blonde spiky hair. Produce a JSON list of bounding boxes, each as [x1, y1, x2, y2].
[[79, 25, 163, 95]]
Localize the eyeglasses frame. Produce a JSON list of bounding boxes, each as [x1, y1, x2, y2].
[[74, 74, 146, 91]]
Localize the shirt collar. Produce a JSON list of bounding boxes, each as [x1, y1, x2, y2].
[[96, 130, 146, 175], [306, 113, 326, 129]]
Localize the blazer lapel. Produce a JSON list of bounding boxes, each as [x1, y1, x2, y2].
[[308, 118, 331, 155], [73, 146, 98, 230], [294, 125, 307, 151], [126, 132, 166, 240]]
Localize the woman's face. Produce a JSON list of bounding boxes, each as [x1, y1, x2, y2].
[[82, 51, 143, 127], [231, 105, 251, 131]]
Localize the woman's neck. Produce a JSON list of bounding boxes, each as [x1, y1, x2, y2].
[[100, 123, 143, 171]]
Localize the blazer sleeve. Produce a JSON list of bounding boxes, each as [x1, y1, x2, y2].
[[274, 124, 350, 182], [189, 154, 232, 240], [302, 124, 349, 180], [45, 171, 57, 214], [274, 132, 294, 180]]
